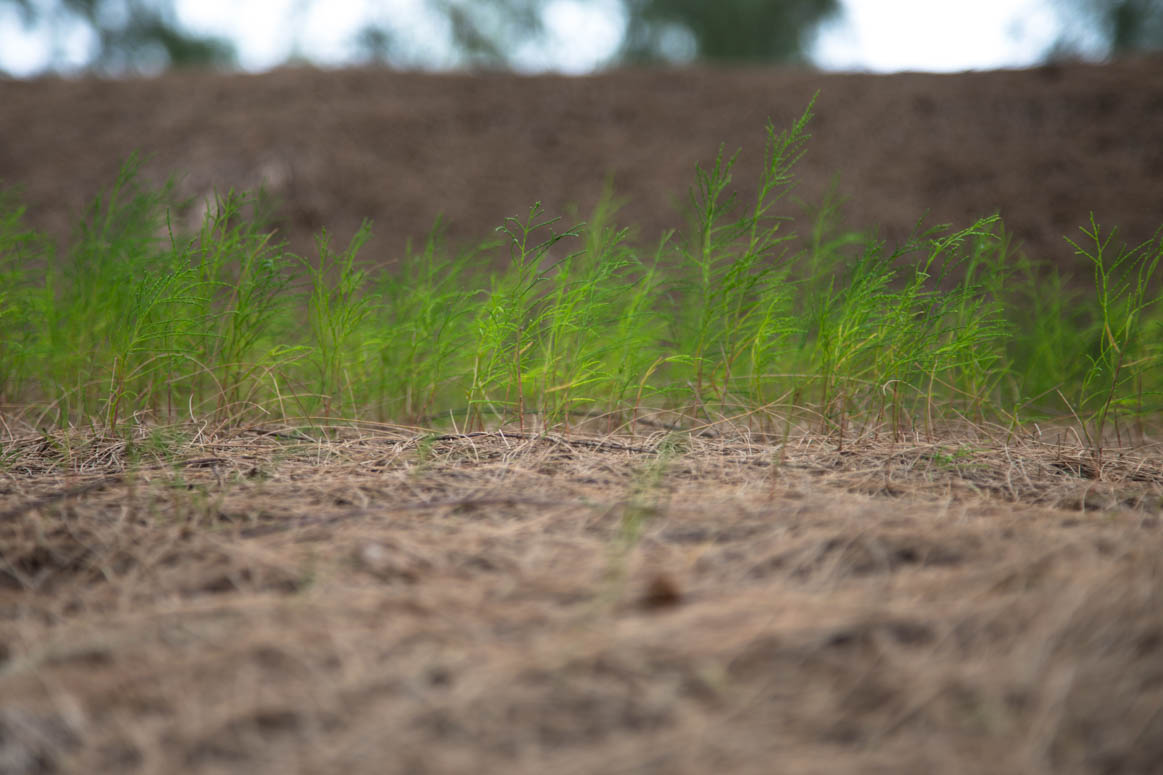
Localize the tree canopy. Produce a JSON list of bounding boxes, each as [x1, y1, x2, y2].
[[3, 0, 1163, 76], [3, 0, 234, 73], [2, 0, 840, 74], [620, 0, 840, 63], [1054, 0, 1163, 55]]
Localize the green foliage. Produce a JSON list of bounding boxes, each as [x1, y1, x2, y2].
[[183, 189, 299, 423], [354, 0, 843, 69], [1054, 0, 1163, 56], [4, 0, 847, 75], [38, 154, 185, 427], [352, 0, 550, 69], [621, 0, 841, 63], [0, 0, 235, 74], [301, 222, 375, 418], [671, 97, 813, 411], [0, 189, 46, 404], [466, 203, 578, 430], [367, 223, 477, 423], [1, 101, 1160, 462], [1065, 217, 1162, 457]]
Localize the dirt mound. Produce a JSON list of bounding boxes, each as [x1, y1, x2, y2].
[[2, 57, 1163, 273]]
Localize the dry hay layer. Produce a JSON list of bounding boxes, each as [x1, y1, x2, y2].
[[1, 425, 1162, 774]]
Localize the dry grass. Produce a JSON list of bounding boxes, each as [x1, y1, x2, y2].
[[1, 422, 1162, 774]]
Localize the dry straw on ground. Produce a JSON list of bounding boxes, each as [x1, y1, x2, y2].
[[1, 422, 1162, 774]]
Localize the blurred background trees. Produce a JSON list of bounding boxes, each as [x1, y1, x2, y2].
[[1, 0, 1161, 76], [347, 0, 839, 68], [1054, 0, 1163, 56], [359, 0, 548, 67], [617, 0, 839, 63], [2, 0, 234, 72]]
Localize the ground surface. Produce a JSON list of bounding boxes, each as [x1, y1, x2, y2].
[[1, 423, 1162, 774], [2, 57, 1163, 271], [3, 61, 1163, 774]]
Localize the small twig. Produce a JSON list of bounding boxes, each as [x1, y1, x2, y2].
[[0, 456, 231, 521], [429, 430, 658, 455], [0, 477, 122, 521], [240, 426, 317, 442], [237, 495, 602, 537]]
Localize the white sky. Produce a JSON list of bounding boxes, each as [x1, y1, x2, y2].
[[813, 0, 1064, 72], [0, 0, 1078, 76]]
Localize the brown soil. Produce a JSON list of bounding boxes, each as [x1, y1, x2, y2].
[[2, 57, 1163, 273], [1, 423, 1162, 774]]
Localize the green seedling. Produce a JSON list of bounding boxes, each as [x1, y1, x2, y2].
[[0, 100, 1159, 452]]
